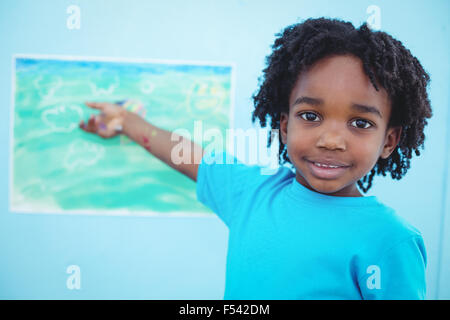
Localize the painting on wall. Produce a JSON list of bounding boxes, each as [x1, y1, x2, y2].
[[10, 54, 235, 216]]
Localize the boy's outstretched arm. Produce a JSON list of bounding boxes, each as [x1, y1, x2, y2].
[[79, 101, 204, 182], [122, 109, 204, 182]]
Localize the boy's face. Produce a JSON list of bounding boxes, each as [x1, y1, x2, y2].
[[280, 54, 402, 197]]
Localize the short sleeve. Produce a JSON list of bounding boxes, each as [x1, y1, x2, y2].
[[196, 150, 260, 227], [358, 235, 427, 300]]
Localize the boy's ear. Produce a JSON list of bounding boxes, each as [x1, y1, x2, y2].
[[280, 112, 288, 145], [380, 126, 402, 159]]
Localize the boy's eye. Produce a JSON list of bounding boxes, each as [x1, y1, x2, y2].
[[298, 112, 373, 129], [299, 112, 320, 122], [350, 119, 373, 129]]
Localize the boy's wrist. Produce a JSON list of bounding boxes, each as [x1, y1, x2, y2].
[[114, 99, 146, 135], [119, 108, 132, 136]]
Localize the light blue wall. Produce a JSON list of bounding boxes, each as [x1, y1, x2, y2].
[[0, 0, 448, 299]]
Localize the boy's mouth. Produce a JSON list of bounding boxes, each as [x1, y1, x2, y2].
[[305, 159, 351, 180]]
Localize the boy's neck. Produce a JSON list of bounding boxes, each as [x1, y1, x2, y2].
[[295, 173, 363, 197]]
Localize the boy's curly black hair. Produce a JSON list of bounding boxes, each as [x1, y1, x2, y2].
[[251, 17, 432, 193]]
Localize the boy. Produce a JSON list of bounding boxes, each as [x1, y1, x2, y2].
[[79, 18, 431, 299]]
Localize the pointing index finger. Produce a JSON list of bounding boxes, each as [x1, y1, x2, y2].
[[85, 101, 106, 111]]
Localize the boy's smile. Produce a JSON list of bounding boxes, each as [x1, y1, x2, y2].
[[280, 54, 402, 197], [305, 159, 352, 180]]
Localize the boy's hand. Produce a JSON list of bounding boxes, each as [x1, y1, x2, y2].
[[79, 101, 126, 138]]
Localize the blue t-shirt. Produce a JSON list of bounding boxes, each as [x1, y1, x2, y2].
[[196, 150, 427, 300]]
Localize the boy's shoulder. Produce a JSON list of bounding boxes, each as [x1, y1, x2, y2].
[[369, 201, 422, 238], [199, 149, 295, 186], [355, 200, 424, 258]]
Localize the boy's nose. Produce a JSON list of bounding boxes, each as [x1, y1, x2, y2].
[[316, 131, 346, 151]]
